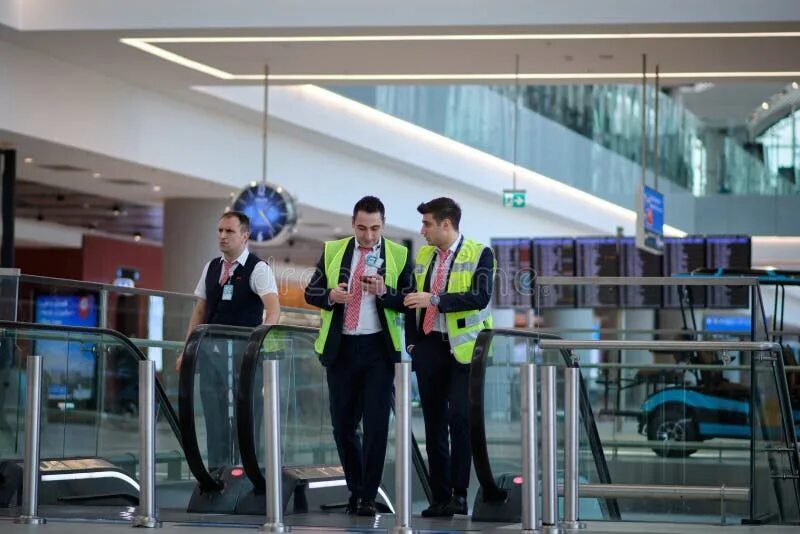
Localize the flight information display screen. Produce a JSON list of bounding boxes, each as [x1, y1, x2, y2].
[[663, 236, 707, 308], [532, 238, 576, 309], [706, 236, 752, 308], [575, 237, 619, 308], [619, 237, 663, 307], [492, 238, 533, 308]]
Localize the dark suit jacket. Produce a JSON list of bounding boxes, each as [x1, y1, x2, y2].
[[406, 237, 494, 347], [304, 237, 415, 367]]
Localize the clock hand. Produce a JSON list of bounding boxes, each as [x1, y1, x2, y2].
[[257, 208, 276, 233]]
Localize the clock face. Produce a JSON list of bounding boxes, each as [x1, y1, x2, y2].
[[232, 183, 296, 243]]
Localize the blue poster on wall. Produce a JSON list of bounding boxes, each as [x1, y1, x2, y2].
[[34, 295, 98, 407]]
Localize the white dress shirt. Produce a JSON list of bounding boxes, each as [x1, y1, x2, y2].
[[343, 239, 383, 335], [194, 248, 278, 299]]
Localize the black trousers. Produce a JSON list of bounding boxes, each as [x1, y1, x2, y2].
[[325, 332, 393, 501], [413, 333, 471, 503]]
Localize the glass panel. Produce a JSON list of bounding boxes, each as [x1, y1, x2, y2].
[[188, 326, 252, 471], [0, 323, 184, 512], [0, 272, 320, 414]]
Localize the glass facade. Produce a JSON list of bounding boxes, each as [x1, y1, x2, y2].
[[332, 84, 794, 199], [757, 108, 799, 192]]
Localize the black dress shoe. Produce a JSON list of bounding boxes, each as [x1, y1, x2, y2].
[[443, 495, 468, 515], [345, 494, 358, 515], [357, 499, 378, 516], [421, 500, 453, 518]]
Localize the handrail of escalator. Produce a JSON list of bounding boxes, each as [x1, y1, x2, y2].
[[0, 319, 182, 445], [178, 323, 253, 492], [469, 327, 620, 520], [236, 323, 434, 504]]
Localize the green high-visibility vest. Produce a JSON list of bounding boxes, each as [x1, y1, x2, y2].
[[413, 238, 494, 364], [314, 237, 407, 356]]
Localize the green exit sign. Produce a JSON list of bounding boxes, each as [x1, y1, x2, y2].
[[502, 189, 526, 208]]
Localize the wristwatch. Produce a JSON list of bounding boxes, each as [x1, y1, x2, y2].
[[430, 294, 440, 307]]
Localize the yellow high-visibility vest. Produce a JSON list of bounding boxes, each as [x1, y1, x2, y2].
[[413, 238, 494, 364], [314, 237, 407, 355]]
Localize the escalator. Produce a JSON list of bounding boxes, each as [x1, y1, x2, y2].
[[172, 322, 438, 520], [0, 320, 185, 512], [468, 328, 620, 522]]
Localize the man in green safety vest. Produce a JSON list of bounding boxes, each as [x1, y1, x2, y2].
[[404, 197, 495, 517], [304, 196, 414, 517]]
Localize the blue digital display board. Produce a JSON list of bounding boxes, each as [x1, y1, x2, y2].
[[34, 295, 98, 406], [704, 315, 751, 333], [636, 184, 665, 255]]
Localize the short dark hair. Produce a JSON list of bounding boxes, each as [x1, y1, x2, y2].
[[353, 195, 385, 221], [220, 210, 250, 234], [417, 197, 461, 230]]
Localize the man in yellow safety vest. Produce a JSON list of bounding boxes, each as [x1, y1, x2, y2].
[[404, 197, 495, 517], [305, 196, 414, 517]]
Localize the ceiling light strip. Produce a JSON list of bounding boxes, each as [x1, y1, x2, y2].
[[120, 38, 233, 79], [121, 39, 800, 82], [135, 31, 800, 44]]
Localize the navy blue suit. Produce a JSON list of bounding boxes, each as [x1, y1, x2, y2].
[[407, 239, 494, 503], [304, 237, 414, 501]]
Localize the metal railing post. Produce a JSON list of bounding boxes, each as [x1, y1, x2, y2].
[[521, 363, 539, 533], [540, 365, 558, 531], [561, 366, 585, 530], [262, 359, 289, 532], [392, 362, 413, 534], [133, 359, 161, 528], [15, 355, 45, 525]]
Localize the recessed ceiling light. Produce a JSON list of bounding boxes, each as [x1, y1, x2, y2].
[[93, 172, 102, 178], [23, 157, 34, 164], [761, 102, 770, 110], [152, 185, 162, 192]]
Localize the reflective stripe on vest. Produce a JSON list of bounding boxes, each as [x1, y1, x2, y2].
[[413, 238, 494, 364], [313, 237, 407, 355]]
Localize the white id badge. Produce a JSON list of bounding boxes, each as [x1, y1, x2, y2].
[[222, 284, 234, 301], [364, 254, 384, 276]]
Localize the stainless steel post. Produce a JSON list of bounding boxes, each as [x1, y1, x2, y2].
[[392, 362, 413, 534], [540, 365, 558, 532], [133, 360, 161, 528], [15, 355, 45, 525], [561, 366, 585, 530], [521, 363, 539, 533], [261, 359, 289, 532]]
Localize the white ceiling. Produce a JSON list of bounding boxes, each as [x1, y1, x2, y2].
[[3, 5, 800, 244]]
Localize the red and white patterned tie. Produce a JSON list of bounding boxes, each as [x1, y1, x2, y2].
[[344, 247, 372, 330], [422, 249, 451, 335], [219, 259, 235, 285]]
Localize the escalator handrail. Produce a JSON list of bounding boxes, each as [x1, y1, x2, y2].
[[0, 319, 182, 454], [236, 323, 435, 504], [469, 328, 620, 520], [178, 323, 253, 492]]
